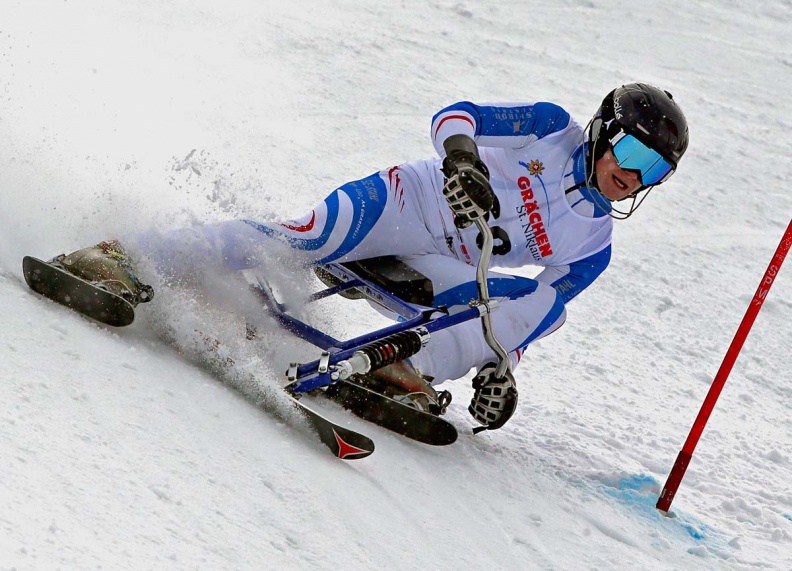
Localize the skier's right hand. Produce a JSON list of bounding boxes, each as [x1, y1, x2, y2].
[[441, 135, 495, 229], [468, 363, 518, 431]]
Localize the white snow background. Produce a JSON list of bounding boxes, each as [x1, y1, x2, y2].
[[1, 1, 791, 569]]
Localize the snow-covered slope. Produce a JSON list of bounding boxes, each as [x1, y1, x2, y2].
[[1, 1, 791, 569]]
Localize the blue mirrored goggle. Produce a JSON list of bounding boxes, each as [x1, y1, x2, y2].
[[610, 131, 674, 186]]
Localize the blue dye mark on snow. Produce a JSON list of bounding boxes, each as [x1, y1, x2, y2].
[[594, 473, 712, 543], [597, 474, 660, 508], [682, 522, 706, 541]]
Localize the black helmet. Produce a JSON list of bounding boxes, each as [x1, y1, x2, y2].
[[589, 83, 689, 173]]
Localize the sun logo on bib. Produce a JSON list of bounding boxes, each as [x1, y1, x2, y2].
[[519, 159, 545, 177], [526, 160, 544, 176]]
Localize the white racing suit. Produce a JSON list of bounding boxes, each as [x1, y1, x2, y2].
[[139, 101, 613, 383]]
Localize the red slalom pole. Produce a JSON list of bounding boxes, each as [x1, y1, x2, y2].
[[657, 219, 792, 513]]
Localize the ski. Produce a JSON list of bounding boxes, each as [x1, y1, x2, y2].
[[322, 380, 458, 446], [285, 391, 375, 460], [23, 256, 135, 327], [22, 253, 446, 456]]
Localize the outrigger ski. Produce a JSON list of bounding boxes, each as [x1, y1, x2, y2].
[[23, 256, 135, 327]]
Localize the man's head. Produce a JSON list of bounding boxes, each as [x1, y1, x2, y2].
[[588, 83, 689, 215]]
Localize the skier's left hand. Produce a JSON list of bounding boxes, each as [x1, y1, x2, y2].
[[468, 363, 518, 431]]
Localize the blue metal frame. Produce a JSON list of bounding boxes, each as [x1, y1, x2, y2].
[[253, 262, 489, 393]]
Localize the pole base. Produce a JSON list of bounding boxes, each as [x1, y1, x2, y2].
[[656, 450, 692, 512]]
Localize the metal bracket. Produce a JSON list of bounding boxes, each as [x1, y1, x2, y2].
[[318, 351, 330, 374]]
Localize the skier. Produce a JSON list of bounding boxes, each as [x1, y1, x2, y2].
[[45, 83, 689, 431]]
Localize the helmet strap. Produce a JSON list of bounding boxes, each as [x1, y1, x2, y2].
[[584, 117, 656, 220], [603, 188, 654, 220]]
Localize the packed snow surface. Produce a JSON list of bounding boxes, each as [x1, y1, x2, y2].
[[1, 1, 791, 569]]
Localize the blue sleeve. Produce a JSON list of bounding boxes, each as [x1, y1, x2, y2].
[[543, 245, 611, 303], [432, 101, 571, 140]]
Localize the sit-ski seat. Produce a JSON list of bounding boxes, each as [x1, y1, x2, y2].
[[315, 256, 434, 307]]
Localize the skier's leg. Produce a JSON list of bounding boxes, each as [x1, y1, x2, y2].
[[402, 254, 567, 383], [132, 167, 436, 278], [51, 167, 434, 302]]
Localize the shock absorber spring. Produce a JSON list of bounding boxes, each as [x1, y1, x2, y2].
[[361, 330, 425, 370], [334, 328, 430, 380]]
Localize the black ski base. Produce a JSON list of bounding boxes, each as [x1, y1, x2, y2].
[[23, 256, 135, 327], [323, 380, 458, 446]]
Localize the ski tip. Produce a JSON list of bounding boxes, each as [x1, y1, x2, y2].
[[288, 394, 375, 460], [22, 256, 40, 287], [332, 429, 375, 459]]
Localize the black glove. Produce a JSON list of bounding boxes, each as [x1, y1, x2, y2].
[[469, 363, 518, 432], [441, 135, 495, 229]]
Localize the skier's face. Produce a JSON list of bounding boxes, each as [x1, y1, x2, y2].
[[595, 148, 643, 201]]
